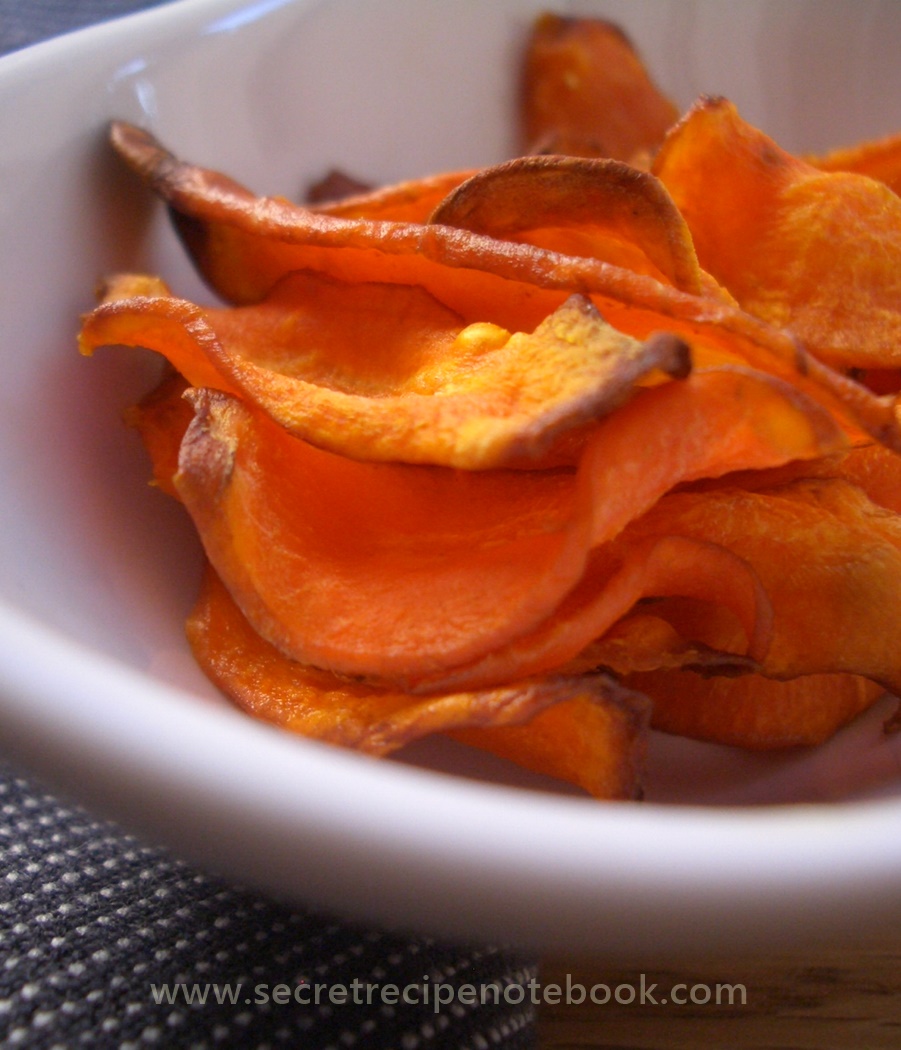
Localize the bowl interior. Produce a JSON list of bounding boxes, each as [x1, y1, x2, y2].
[[3, 0, 901, 803], [2, 0, 901, 957]]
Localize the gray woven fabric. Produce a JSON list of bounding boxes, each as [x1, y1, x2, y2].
[[0, 0, 171, 55], [0, 762, 538, 1048], [0, 4, 539, 1046]]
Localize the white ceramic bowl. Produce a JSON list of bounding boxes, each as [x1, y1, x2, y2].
[[2, 0, 901, 962]]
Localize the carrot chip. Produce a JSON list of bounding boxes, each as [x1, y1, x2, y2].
[[80, 11, 901, 798]]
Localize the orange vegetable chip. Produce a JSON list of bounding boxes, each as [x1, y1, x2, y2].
[[633, 667, 884, 750], [107, 121, 901, 451], [188, 565, 649, 799], [419, 533, 772, 694], [172, 368, 843, 689], [84, 13, 901, 794], [653, 96, 901, 371], [176, 389, 588, 682], [809, 129, 901, 197], [80, 272, 692, 470], [429, 154, 725, 299], [520, 12, 679, 161], [626, 480, 901, 694]]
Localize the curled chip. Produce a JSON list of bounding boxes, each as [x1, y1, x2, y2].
[[625, 480, 901, 693], [81, 273, 693, 470], [520, 12, 679, 161], [428, 154, 720, 297], [170, 369, 843, 689], [80, 11, 901, 798], [653, 96, 901, 371], [188, 566, 650, 800], [104, 120, 901, 451]]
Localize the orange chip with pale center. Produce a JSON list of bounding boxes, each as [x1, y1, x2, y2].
[[170, 367, 843, 689], [80, 271, 693, 470], [653, 96, 901, 371], [188, 564, 650, 799], [520, 12, 679, 161]]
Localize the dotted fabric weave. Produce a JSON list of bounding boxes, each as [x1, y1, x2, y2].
[[0, 0, 166, 54], [0, 764, 538, 1049]]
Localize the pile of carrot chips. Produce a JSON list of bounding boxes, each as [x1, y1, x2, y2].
[[80, 13, 901, 799]]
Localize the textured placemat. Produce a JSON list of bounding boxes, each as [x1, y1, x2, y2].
[[0, 0, 172, 55], [0, 760, 538, 1048]]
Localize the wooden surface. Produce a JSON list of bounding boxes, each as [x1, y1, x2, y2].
[[537, 947, 901, 1048]]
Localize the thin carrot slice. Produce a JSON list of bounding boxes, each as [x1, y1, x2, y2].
[[577, 366, 847, 546], [107, 121, 901, 451], [624, 480, 901, 694], [653, 96, 901, 371], [188, 565, 650, 799], [492, 472, 901, 737], [520, 12, 679, 160], [429, 154, 727, 299], [311, 168, 476, 221], [633, 667, 884, 749], [416, 533, 772, 693], [449, 692, 648, 800], [80, 272, 693, 469], [808, 129, 901, 196], [172, 367, 844, 687], [123, 367, 192, 498], [176, 389, 589, 681], [80, 286, 229, 392]]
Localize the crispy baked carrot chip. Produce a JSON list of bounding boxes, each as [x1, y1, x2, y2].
[[654, 97, 901, 371], [107, 121, 901, 450], [632, 669, 884, 750], [809, 129, 901, 196], [419, 533, 773, 694], [625, 480, 901, 693], [80, 273, 692, 469], [188, 565, 649, 799], [171, 368, 844, 689], [175, 388, 588, 681], [429, 154, 724, 299], [520, 12, 679, 161]]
